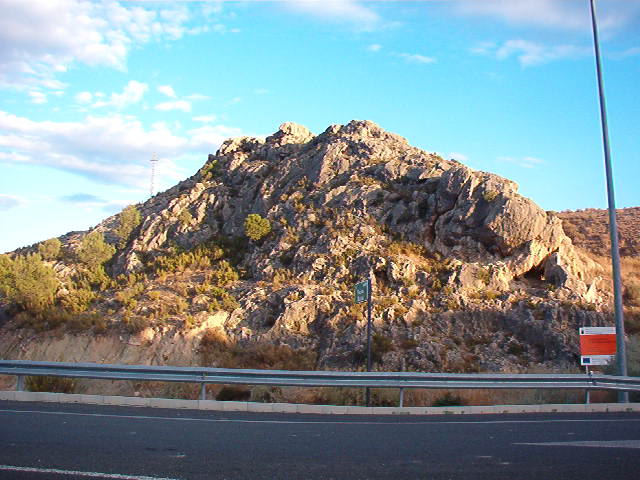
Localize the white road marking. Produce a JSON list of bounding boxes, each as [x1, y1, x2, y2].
[[0, 465, 180, 480], [0, 408, 639, 426], [517, 440, 640, 449]]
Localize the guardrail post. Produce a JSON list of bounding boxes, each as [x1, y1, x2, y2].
[[399, 388, 404, 408], [16, 375, 25, 391], [200, 374, 206, 401]]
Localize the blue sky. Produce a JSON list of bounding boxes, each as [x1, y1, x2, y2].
[[0, 0, 639, 253]]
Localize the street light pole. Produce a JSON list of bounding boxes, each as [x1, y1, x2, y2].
[[588, 0, 628, 402], [366, 276, 373, 407]]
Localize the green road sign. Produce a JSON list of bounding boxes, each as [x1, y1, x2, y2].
[[354, 280, 368, 304]]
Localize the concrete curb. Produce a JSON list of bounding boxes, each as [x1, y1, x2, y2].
[[1, 390, 639, 415]]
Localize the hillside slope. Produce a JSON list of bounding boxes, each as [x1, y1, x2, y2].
[[558, 208, 640, 258], [0, 121, 614, 377]]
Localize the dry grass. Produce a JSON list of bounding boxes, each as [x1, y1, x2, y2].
[[558, 207, 640, 258], [198, 328, 317, 371], [25, 376, 76, 393], [403, 388, 584, 407]]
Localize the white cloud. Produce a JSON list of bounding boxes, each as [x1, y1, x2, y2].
[[451, 0, 640, 32], [28, 91, 47, 104], [93, 80, 148, 109], [201, 1, 224, 17], [192, 115, 218, 123], [185, 93, 211, 101], [281, 0, 381, 30], [59, 193, 107, 205], [368, 44, 382, 52], [473, 39, 589, 66], [158, 85, 177, 98], [59, 193, 130, 214], [0, 194, 26, 211], [498, 156, 545, 169], [470, 42, 497, 56], [0, 110, 247, 189], [0, 0, 212, 89], [399, 53, 436, 64], [499, 40, 588, 66], [253, 88, 269, 95], [155, 100, 192, 113], [612, 46, 640, 60], [188, 124, 244, 147], [110, 80, 149, 108], [75, 91, 93, 104]]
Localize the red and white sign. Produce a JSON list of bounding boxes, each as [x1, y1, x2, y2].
[[579, 326, 616, 366]]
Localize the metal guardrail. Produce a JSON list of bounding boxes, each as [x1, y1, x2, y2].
[[1, 360, 638, 407]]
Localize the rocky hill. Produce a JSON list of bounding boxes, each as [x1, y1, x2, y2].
[[0, 121, 617, 380]]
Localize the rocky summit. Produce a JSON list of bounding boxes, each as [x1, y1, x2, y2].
[[0, 120, 616, 376]]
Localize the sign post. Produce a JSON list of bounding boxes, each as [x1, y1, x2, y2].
[[580, 326, 616, 404], [354, 278, 373, 406], [579, 326, 617, 366]]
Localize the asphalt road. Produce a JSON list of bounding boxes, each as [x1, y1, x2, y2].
[[1, 401, 639, 480]]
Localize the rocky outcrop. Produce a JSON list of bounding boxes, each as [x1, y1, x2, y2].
[[108, 120, 591, 292], [2, 120, 614, 373]]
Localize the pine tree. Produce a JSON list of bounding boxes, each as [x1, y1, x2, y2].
[[10, 254, 58, 312], [115, 205, 141, 249], [77, 231, 115, 270], [38, 238, 62, 261]]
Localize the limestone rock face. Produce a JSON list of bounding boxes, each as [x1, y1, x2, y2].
[[10, 120, 612, 373], [112, 119, 585, 292]]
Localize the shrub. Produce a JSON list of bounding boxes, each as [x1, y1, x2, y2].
[[230, 343, 316, 370], [209, 260, 239, 287], [624, 283, 640, 307], [147, 290, 162, 301], [483, 190, 499, 202], [400, 338, 419, 350], [200, 159, 221, 180], [66, 311, 104, 333], [115, 205, 141, 249], [216, 386, 251, 401], [388, 240, 426, 258], [199, 332, 316, 370], [38, 238, 62, 261], [244, 214, 271, 241], [272, 268, 294, 289], [26, 376, 76, 393], [170, 297, 188, 314], [604, 335, 640, 378], [178, 209, 193, 227], [115, 283, 145, 309], [77, 231, 115, 270], [372, 333, 393, 363], [475, 267, 490, 285], [0, 254, 13, 293], [346, 303, 365, 322], [6, 254, 58, 313], [432, 391, 465, 407], [60, 288, 96, 313], [0, 255, 14, 300], [208, 286, 240, 312], [122, 314, 149, 333], [151, 241, 229, 274]]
